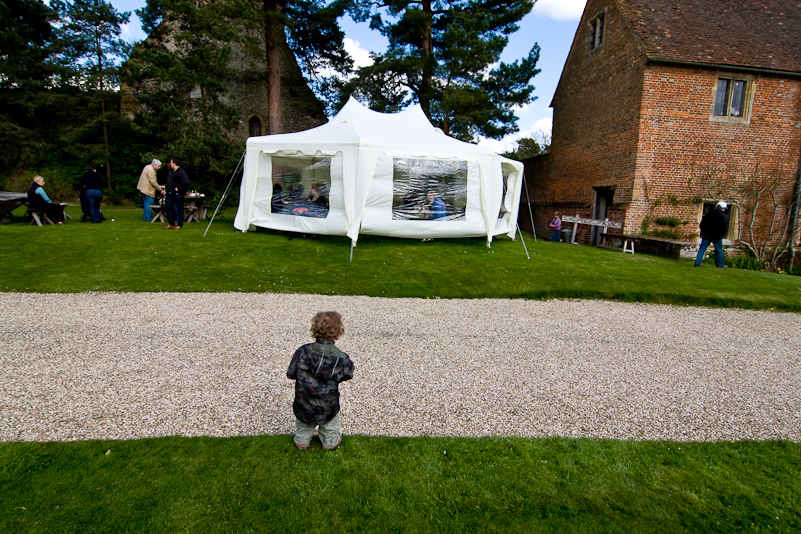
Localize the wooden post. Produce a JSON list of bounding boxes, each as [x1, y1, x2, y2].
[[572, 214, 579, 244]]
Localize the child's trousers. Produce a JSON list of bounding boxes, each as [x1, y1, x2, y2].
[[295, 413, 340, 448]]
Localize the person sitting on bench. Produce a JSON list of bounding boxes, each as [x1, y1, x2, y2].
[[27, 175, 65, 224]]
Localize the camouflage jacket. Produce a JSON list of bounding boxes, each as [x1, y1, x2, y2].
[[286, 339, 354, 425]]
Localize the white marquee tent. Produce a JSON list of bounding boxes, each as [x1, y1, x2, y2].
[[234, 98, 525, 246]]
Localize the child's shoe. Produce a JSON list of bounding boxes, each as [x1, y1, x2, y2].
[[322, 434, 342, 450], [293, 437, 310, 450]]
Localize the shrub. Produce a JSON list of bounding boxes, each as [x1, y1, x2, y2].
[[640, 215, 650, 236], [725, 255, 764, 271], [650, 229, 681, 239], [655, 216, 681, 227], [4, 168, 78, 201]]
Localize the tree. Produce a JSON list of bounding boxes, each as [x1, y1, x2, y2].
[[0, 0, 63, 174], [501, 136, 548, 161], [128, 0, 245, 188], [128, 0, 348, 191], [241, 0, 351, 133], [56, 0, 131, 189], [344, 0, 540, 141]]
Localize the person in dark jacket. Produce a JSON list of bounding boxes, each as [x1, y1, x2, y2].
[[80, 166, 104, 223], [164, 158, 190, 229], [694, 201, 730, 268], [27, 175, 65, 224], [287, 311, 355, 451]]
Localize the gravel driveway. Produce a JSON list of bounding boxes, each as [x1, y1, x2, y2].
[[1, 292, 799, 443]]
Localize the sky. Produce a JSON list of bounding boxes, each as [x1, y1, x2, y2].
[[113, 0, 588, 152]]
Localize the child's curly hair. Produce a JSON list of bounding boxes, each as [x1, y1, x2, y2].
[[311, 311, 344, 341]]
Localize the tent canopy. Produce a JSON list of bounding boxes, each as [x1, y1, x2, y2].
[[234, 98, 524, 245]]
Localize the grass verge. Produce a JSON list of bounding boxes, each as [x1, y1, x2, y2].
[[1, 435, 799, 533], [1, 207, 799, 311]]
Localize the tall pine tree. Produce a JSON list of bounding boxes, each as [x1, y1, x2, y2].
[[0, 0, 63, 174], [56, 0, 131, 189], [345, 0, 540, 141]]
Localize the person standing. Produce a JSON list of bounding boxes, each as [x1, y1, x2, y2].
[[694, 201, 730, 268], [80, 166, 104, 224], [27, 175, 65, 224], [164, 158, 189, 230], [549, 211, 562, 242], [137, 159, 163, 221]]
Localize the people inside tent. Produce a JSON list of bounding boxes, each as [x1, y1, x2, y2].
[[271, 183, 287, 214], [308, 184, 329, 209], [27, 175, 65, 224], [425, 190, 447, 220], [272, 180, 329, 219]]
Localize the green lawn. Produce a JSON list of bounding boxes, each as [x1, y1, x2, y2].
[[1, 436, 799, 533], [1, 206, 799, 311], [2, 205, 799, 533]]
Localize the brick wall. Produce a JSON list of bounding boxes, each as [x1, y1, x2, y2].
[[634, 66, 801, 243], [522, 0, 801, 249], [523, 0, 646, 242]]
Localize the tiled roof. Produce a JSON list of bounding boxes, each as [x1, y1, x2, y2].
[[618, 0, 801, 74]]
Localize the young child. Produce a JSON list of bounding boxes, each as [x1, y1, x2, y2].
[[549, 211, 562, 242], [286, 311, 355, 450]]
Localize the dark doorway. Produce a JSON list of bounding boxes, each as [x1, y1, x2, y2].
[[592, 187, 615, 245], [249, 116, 262, 137]]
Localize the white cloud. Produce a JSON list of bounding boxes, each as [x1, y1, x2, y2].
[[523, 117, 553, 140], [344, 38, 374, 69], [532, 0, 586, 21]]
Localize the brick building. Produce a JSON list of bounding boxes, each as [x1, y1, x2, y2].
[[523, 0, 801, 261]]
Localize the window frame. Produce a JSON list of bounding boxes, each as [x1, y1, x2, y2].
[[710, 74, 755, 124], [589, 10, 606, 51]]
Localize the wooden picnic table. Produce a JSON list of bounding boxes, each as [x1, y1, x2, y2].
[[150, 194, 206, 223], [0, 192, 28, 222]]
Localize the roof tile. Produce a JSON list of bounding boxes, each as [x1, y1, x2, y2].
[[618, 0, 801, 73]]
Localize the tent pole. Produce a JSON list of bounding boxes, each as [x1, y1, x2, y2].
[[349, 241, 354, 263], [523, 174, 537, 243], [204, 151, 246, 237], [516, 224, 531, 260]]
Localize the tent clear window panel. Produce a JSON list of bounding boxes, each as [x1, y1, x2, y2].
[[270, 155, 331, 218], [392, 158, 467, 221]]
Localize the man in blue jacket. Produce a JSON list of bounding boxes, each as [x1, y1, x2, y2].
[[164, 158, 190, 230], [694, 201, 729, 268]]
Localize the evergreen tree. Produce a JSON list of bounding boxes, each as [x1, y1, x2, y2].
[[0, 0, 63, 174], [344, 0, 540, 141], [55, 0, 131, 189], [240, 0, 351, 133], [501, 137, 548, 161], [128, 0, 244, 188]]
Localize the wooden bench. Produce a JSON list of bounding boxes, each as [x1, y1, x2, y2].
[[27, 208, 53, 226], [598, 233, 636, 254], [150, 203, 166, 223], [26, 203, 70, 226]]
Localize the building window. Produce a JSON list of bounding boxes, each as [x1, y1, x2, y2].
[[701, 201, 738, 241], [589, 12, 605, 50], [249, 116, 262, 137], [711, 75, 754, 122]]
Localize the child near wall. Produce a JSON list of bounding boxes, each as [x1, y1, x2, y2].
[[549, 211, 562, 242]]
